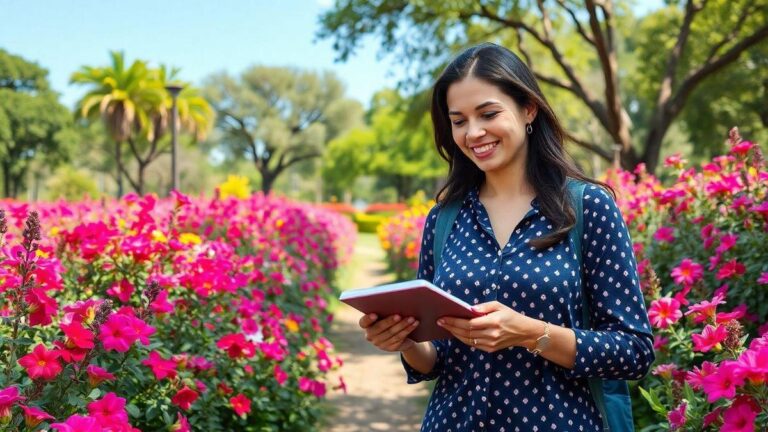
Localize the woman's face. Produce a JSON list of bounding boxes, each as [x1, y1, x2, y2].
[[446, 76, 535, 176]]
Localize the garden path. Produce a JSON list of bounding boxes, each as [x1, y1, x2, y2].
[[324, 234, 430, 431]]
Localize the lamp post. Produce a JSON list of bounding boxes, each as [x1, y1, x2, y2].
[[165, 84, 184, 193]]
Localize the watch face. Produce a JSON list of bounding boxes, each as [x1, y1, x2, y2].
[[537, 335, 551, 351]]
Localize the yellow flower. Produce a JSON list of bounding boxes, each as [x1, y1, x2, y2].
[[151, 230, 168, 243], [179, 232, 202, 245], [218, 175, 251, 199], [275, 219, 285, 228], [285, 319, 300, 333], [49, 226, 61, 237], [35, 250, 50, 258]]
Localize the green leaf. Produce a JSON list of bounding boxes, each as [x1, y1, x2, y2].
[[88, 388, 101, 400], [126, 403, 141, 418], [638, 386, 668, 416]]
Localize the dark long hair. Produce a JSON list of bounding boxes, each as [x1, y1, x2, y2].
[[431, 42, 612, 249]]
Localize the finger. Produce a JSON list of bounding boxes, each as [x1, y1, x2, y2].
[[466, 314, 499, 330], [371, 317, 418, 345], [359, 313, 378, 329], [366, 315, 404, 338], [437, 318, 472, 338], [471, 301, 503, 315], [382, 321, 420, 350]]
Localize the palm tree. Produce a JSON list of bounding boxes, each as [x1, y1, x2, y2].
[[71, 51, 162, 197], [71, 54, 214, 195]]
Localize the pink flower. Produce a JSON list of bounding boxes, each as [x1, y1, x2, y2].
[[20, 405, 54, 428], [86, 364, 115, 387], [670, 259, 703, 286], [229, 394, 251, 417], [653, 335, 669, 350], [735, 345, 768, 385], [274, 364, 288, 385], [692, 325, 728, 352], [663, 154, 687, 169], [171, 412, 191, 432], [701, 361, 744, 402], [721, 396, 759, 432], [142, 351, 178, 380], [758, 272, 768, 284], [729, 140, 754, 156], [648, 297, 682, 329], [685, 293, 725, 324], [686, 361, 718, 390], [298, 377, 327, 397], [125, 314, 155, 346], [107, 279, 134, 303], [715, 234, 739, 255], [87, 392, 128, 426], [98, 314, 137, 352], [716, 259, 746, 280], [150, 289, 174, 314], [653, 226, 675, 243], [751, 201, 768, 221], [0, 386, 25, 420], [18, 344, 62, 380], [667, 401, 686, 431], [216, 333, 256, 359], [50, 414, 101, 432], [171, 386, 199, 411], [652, 363, 678, 379]]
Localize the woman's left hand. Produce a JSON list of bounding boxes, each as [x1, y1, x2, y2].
[[437, 301, 540, 352]]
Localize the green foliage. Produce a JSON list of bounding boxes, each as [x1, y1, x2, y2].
[[44, 165, 101, 201], [0, 49, 74, 198], [322, 89, 446, 201], [203, 66, 362, 194]]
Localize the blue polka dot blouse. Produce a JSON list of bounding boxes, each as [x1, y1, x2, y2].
[[401, 184, 655, 431]]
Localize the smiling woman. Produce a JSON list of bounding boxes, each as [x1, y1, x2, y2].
[[353, 43, 655, 432]]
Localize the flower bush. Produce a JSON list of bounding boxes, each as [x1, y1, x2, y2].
[[377, 202, 432, 280], [603, 128, 767, 431], [0, 190, 356, 431]]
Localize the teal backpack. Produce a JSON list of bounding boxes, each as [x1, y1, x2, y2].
[[432, 179, 634, 432]]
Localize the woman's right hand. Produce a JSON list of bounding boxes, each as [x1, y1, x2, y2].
[[359, 313, 420, 352]]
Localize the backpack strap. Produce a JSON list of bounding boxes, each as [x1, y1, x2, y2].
[[433, 200, 462, 270], [566, 178, 611, 432]]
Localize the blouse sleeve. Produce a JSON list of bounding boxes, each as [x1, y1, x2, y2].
[[563, 185, 655, 380], [400, 203, 450, 383]]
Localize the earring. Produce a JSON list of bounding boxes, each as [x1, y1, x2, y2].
[[526, 123, 533, 135]]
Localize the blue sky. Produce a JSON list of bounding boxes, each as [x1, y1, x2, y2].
[[2, 0, 662, 110], [1, 0, 402, 109]]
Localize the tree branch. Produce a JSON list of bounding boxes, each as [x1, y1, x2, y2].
[[568, 135, 612, 161], [703, 1, 757, 65], [555, 0, 596, 47]]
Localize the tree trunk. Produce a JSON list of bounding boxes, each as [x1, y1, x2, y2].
[[261, 170, 276, 194], [115, 140, 124, 198]]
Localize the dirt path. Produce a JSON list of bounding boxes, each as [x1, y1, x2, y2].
[[325, 235, 430, 431]]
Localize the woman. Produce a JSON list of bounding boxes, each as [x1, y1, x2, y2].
[[358, 43, 655, 431]]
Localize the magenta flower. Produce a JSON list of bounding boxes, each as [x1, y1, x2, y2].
[[715, 233, 739, 255], [142, 351, 178, 380], [86, 365, 116, 387], [735, 345, 768, 385], [18, 344, 62, 380], [692, 325, 728, 352], [50, 414, 101, 432], [685, 293, 725, 324], [98, 314, 136, 352], [87, 392, 128, 427], [670, 258, 703, 286], [20, 405, 54, 428], [106, 279, 134, 303], [758, 272, 768, 284], [24, 288, 59, 326], [229, 394, 251, 417], [686, 361, 718, 390], [667, 401, 686, 431], [648, 297, 682, 329], [171, 412, 191, 432], [702, 361, 745, 402], [150, 289, 174, 314], [716, 259, 746, 280], [274, 364, 288, 385], [653, 226, 675, 243], [216, 333, 256, 359], [721, 396, 760, 432], [0, 386, 25, 420]]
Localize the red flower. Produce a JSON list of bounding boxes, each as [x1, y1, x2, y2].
[[24, 288, 59, 326], [216, 333, 256, 359], [18, 344, 62, 380], [61, 321, 95, 350], [141, 351, 179, 380], [171, 386, 199, 411], [229, 393, 251, 417]]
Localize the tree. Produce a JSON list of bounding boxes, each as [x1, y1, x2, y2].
[[204, 66, 362, 194], [323, 90, 445, 201], [318, 0, 768, 173], [71, 53, 214, 195], [0, 49, 73, 198]]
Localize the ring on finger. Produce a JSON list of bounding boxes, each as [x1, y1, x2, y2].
[[473, 338, 477, 346]]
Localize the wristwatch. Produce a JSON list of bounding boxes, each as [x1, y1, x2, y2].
[[527, 322, 551, 356]]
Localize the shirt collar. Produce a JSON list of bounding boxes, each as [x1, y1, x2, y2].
[[468, 186, 540, 211]]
